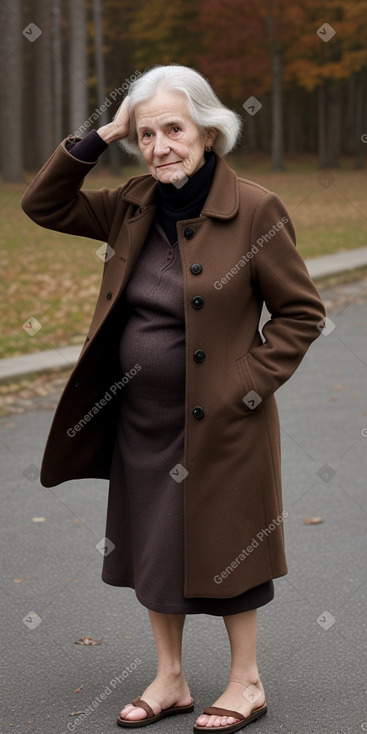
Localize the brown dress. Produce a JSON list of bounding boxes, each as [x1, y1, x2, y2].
[[101, 221, 274, 614]]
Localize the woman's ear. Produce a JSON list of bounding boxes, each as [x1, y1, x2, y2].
[[205, 127, 218, 148]]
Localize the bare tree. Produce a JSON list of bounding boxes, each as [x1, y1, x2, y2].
[[354, 71, 366, 170], [92, 0, 121, 173], [2, 0, 23, 181], [33, 0, 54, 167], [93, 0, 108, 127], [52, 0, 63, 144], [266, 1, 283, 171], [69, 0, 88, 135]]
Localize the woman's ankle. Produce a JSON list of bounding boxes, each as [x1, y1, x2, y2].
[[156, 665, 185, 680]]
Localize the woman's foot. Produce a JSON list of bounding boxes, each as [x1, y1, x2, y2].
[[119, 672, 193, 723], [195, 678, 266, 728]]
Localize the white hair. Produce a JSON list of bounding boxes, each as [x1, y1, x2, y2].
[[117, 64, 242, 159]]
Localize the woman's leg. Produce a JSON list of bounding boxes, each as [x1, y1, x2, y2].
[[195, 609, 266, 728], [119, 610, 193, 722]]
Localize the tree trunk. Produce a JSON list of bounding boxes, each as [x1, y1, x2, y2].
[[326, 82, 341, 168], [270, 43, 283, 170], [345, 75, 355, 155], [265, 2, 283, 170], [52, 0, 63, 145], [2, 0, 23, 181], [93, 0, 108, 127], [33, 0, 54, 167], [245, 113, 257, 152], [318, 86, 327, 167], [69, 0, 88, 135], [354, 71, 366, 170], [286, 94, 299, 154], [92, 0, 120, 173]]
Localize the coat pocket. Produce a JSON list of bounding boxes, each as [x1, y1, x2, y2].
[[235, 353, 264, 415]]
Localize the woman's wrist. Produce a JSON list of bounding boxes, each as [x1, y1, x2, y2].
[[67, 130, 108, 161]]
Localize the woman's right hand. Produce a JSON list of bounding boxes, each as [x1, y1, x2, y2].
[[97, 96, 130, 144]]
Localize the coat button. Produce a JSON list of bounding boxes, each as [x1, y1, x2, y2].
[[190, 263, 202, 275], [192, 406, 204, 419], [184, 227, 194, 239], [193, 349, 206, 363], [85, 336, 90, 342], [192, 296, 204, 309], [106, 291, 112, 300]]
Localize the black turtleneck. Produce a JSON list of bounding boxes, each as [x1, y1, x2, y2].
[[156, 151, 216, 246]]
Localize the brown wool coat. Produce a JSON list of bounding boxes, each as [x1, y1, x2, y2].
[[21, 138, 326, 598]]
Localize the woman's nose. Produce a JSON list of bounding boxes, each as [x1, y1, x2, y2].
[[153, 134, 170, 157]]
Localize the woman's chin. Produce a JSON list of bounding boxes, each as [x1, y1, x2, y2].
[[157, 170, 181, 184]]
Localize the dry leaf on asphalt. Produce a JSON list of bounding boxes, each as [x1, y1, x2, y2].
[[69, 711, 86, 716], [73, 686, 83, 694], [74, 636, 101, 646], [304, 517, 324, 525]]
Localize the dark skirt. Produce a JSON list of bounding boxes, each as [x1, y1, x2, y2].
[[102, 222, 274, 615]]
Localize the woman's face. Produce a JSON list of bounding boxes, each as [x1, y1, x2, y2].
[[134, 90, 216, 185]]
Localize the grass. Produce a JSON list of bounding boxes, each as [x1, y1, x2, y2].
[[1, 155, 367, 359]]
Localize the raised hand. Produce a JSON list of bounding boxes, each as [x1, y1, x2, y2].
[[97, 96, 130, 144]]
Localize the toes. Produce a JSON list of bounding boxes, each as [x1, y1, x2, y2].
[[210, 716, 221, 727], [119, 705, 148, 721], [195, 714, 240, 728], [195, 714, 210, 726], [119, 703, 134, 717]]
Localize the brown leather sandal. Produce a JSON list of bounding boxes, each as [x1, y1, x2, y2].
[[117, 695, 194, 728], [192, 703, 267, 733]]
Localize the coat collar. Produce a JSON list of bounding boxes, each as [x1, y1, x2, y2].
[[121, 154, 239, 220]]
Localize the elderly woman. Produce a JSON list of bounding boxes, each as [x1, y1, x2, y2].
[[21, 64, 325, 732]]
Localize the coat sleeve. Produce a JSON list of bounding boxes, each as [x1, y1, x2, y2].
[[240, 190, 326, 408], [21, 137, 129, 242]]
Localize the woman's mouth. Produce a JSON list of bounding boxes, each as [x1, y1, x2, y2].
[[156, 161, 182, 168]]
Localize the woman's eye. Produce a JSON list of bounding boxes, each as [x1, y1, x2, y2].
[[142, 131, 153, 139], [171, 127, 181, 134]]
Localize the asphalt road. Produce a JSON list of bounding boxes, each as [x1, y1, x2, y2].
[[1, 278, 367, 734]]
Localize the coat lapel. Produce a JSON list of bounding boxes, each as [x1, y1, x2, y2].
[[81, 155, 239, 350]]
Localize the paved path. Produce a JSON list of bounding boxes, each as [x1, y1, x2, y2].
[[1, 246, 367, 381], [1, 277, 366, 734]]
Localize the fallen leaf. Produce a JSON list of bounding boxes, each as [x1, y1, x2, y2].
[[31, 517, 46, 522], [74, 685, 83, 693], [13, 578, 23, 583], [74, 635, 101, 646], [69, 711, 86, 716], [304, 517, 324, 525]]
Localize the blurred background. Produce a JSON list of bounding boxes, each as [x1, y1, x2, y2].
[[1, 0, 367, 361], [1, 0, 367, 181], [2, 0, 367, 178]]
